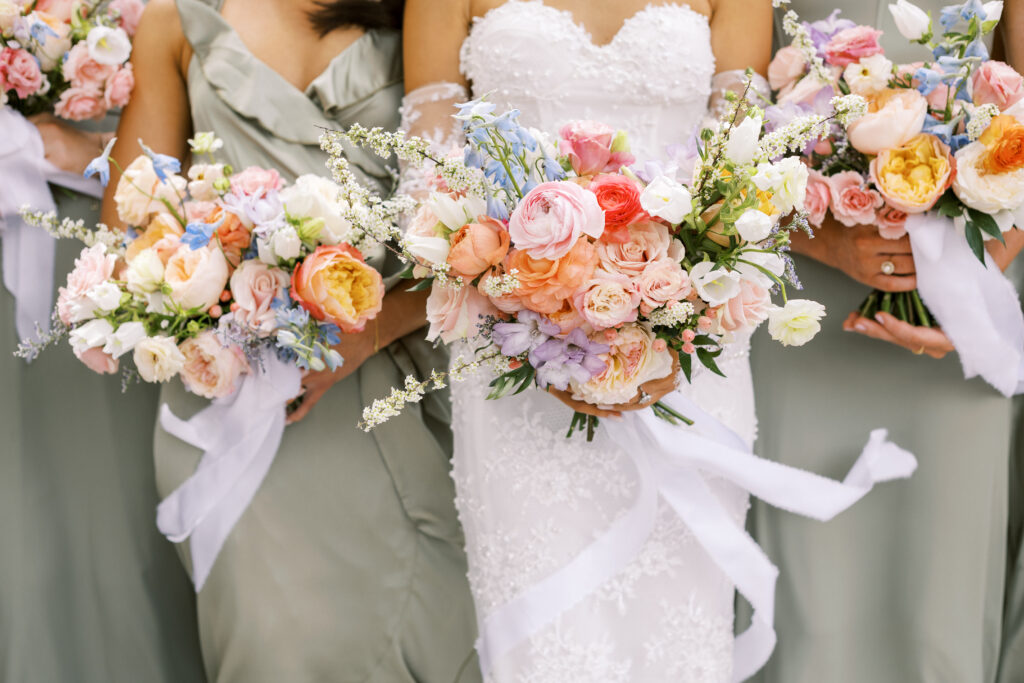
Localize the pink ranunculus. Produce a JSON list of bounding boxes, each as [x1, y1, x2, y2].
[[768, 45, 807, 91], [573, 269, 642, 330], [54, 86, 106, 121], [103, 64, 134, 109], [596, 220, 672, 276], [827, 171, 884, 227], [847, 89, 928, 156], [823, 26, 883, 68], [717, 279, 772, 333], [876, 204, 909, 239], [804, 169, 831, 228], [35, 0, 76, 22], [75, 346, 120, 375], [0, 47, 43, 99], [164, 244, 230, 311], [56, 244, 118, 325], [425, 283, 496, 344], [109, 0, 145, 35], [558, 120, 635, 176], [62, 42, 116, 90], [229, 260, 289, 337], [508, 181, 604, 260], [637, 257, 691, 311], [179, 331, 248, 399], [230, 166, 283, 198], [973, 61, 1024, 111]]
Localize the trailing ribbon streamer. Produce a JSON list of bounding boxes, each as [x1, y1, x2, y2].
[[907, 212, 1024, 397], [0, 107, 103, 342], [475, 395, 916, 681], [157, 351, 302, 591]]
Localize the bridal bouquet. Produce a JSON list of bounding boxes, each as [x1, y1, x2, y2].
[[1, 0, 141, 119], [18, 132, 384, 398], [769, 0, 1023, 326], [326, 84, 860, 437]]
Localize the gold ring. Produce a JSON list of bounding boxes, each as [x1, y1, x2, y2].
[[913, 346, 925, 355]]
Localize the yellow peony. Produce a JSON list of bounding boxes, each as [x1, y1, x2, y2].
[[869, 133, 952, 214]]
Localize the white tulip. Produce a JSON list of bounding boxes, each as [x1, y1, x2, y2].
[[768, 299, 826, 347], [86, 26, 132, 66], [103, 322, 147, 359], [270, 226, 302, 260], [404, 233, 451, 266], [690, 261, 742, 307], [725, 114, 763, 166], [640, 175, 693, 224], [889, 0, 931, 41], [86, 282, 122, 312], [734, 209, 775, 243], [70, 319, 115, 355], [735, 251, 785, 289], [428, 193, 488, 231]]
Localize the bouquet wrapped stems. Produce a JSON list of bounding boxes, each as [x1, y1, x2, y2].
[[858, 289, 937, 327], [569, 402, 694, 442]]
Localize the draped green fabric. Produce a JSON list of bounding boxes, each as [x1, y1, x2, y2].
[[157, 2, 478, 681]]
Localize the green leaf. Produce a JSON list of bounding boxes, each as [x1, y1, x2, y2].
[[964, 221, 987, 264], [679, 352, 693, 383], [967, 209, 1005, 245], [696, 348, 726, 377], [405, 278, 434, 292], [935, 190, 964, 219]]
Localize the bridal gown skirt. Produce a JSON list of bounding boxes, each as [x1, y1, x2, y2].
[[0, 191, 206, 683], [748, 256, 1011, 683]]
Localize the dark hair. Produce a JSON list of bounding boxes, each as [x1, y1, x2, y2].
[[308, 0, 404, 35]]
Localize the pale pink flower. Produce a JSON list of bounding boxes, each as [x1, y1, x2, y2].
[[877, 205, 909, 239], [0, 47, 43, 99], [54, 86, 106, 121], [827, 171, 884, 227], [56, 244, 117, 325], [229, 261, 289, 336], [573, 269, 641, 330], [716, 280, 772, 333], [230, 166, 282, 197], [179, 331, 248, 399], [824, 26, 883, 67], [804, 169, 831, 228], [103, 64, 134, 108], [637, 257, 691, 311], [508, 181, 604, 260]]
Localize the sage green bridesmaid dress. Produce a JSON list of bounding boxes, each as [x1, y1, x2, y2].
[[748, 4, 1013, 682], [1, 135, 205, 679], [154, 2, 479, 681]]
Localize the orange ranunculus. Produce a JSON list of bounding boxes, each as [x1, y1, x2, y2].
[[446, 215, 511, 278], [507, 239, 598, 315], [979, 114, 1024, 175], [290, 244, 384, 332], [869, 133, 952, 214], [125, 212, 184, 262], [208, 207, 252, 267]]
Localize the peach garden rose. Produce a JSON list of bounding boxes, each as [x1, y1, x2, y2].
[[869, 133, 952, 214], [290, 244, 384, 333]]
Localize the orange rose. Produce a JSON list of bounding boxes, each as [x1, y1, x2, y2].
[[125, 212, 184, 262], [507, 239, 598, 315], [446, 215, 511, 278], [291, 244, 384, 332], [980, 115, 1024, 175], [209, 208, 252, 267]]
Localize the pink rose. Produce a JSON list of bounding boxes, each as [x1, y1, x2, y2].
[[572, 269, 641, 330], [973, 61, 1024, 111], [847, 89, 928, 156], [164, 245, 230, 311], [62, 42, 116, 90], [229, 261, 289, 336], [637, 257, 691, 311], [109, 0, 145, 35], [827, 171, 883, 227], [824, 26, 883, 68], [558, 120, 635, 176], [716, 279, 772, 333], [57, 244, 118, 325], [35, 0, 76, 22], [230, 166, 283, 198], [596, 220, 672, 276], [54, 86, 106, 121], [804, 170, 831, 228], [0, 47, 43, 99], [876, 204, 909, 239], [179, 332, 248, 399], [508, 181, 604, 260], [76, 346, 120, 374], [425, 283, 496, 344], [768, 46, 807, 91], [104, 64, 134, 109]]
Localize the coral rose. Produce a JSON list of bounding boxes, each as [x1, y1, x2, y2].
[[823, 26, 883, 67], [869, 133, 952, 213], [179, 331, 248, 399], [847, 89, 928, 156], [291, 244, 384, 332], [509, 181, 604, 260], [827, 171, 884, 226], [446, 215, 510, 278], [589, 173, 646, 243], [979, 114, 1024, 175], [508, 239, 598, 315], [973, 61, 1024, 111], [164, 244, 230, 311], [208, 207, 252, 267]]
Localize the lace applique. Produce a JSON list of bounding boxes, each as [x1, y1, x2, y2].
[[515, 627, 633, 683], [643, 597, 734, 682], [397, 82, 469, 199]]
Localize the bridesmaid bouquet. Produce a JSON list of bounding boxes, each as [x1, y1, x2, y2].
[[1, 0, 141, 119], [17, 132, 385, 399], [769, 0, 1023, 326], [325, 86, 858, 437]]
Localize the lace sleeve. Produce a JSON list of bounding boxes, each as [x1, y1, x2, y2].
[[708, 69, 771, 119], [398, 81, 469, 199]]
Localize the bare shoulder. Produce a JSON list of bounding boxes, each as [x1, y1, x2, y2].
[[135, 0, 190, 73]]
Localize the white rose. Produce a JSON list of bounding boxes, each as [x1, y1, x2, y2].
[[0, 2, 20, 34], [753, 157, 808, 214], [279, 174, 353, 244], [984, 2, 1004, 23], [768, 299, 826, 347], [734, 209, 774, 243], [428, 192, 488, 231], [126, 248, 165, 295], [187, 164, 226, 201], [735, 250, 785, 289], [844, 54, 895, 96], [690, 261, 742, 307], [86, 26, 132, 66], [952, 142, 1024, 217], [86, 281, 123, 312], [133, 336, 186, 383], [70, 318, 115, 355], [725, 114, 763, 166], [640, 175, 693, 224], [889, 0, 931, 41], [102, 321, 147, 359]]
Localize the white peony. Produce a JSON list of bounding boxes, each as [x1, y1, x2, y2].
[[753, 157, 808, 214], [102, 321, 147, 359], [428, 192, 488, 231], [889, 0, 931, 41], [279, 174, 353, 244], [86, 281, 123, 312], [725, 114, 763, 166], [640, 175, 693, 224], [86, 26, 132, 65], [125, 248, 165, 294], [734, 209, 775, 243], [952, 142, 1024, 217], [70, 319, 115, 355], [690, 261, 742, 307], [844, 54, 895, 96], [133, 336, 186, 383], [768, 299, 826, 346]]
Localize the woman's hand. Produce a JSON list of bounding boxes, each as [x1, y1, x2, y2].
[[792, 216, 917, 292], [285, 324, 379, 424], [29, 114, 112, 175], [547, 350, 681, 419], [843, 311, 955, 359]]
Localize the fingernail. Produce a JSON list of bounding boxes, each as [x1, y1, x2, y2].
[[874, 314, 886, 323]]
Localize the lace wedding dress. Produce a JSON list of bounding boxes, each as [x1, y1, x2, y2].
[[404, 3, 756, 681]]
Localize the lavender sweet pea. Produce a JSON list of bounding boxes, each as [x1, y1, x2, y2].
[[491, 310, 560, 357], [530, 328, 609, 392]]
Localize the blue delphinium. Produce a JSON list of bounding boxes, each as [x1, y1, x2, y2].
[[138, 141, 182, 183], [83, 137, 117, 187]]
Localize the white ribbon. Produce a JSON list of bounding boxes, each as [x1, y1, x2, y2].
[[0, 107, 102, 341], [475, 397, 917, 681], [907, 212, 1024, 397], [157, 352, 302, 591]]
